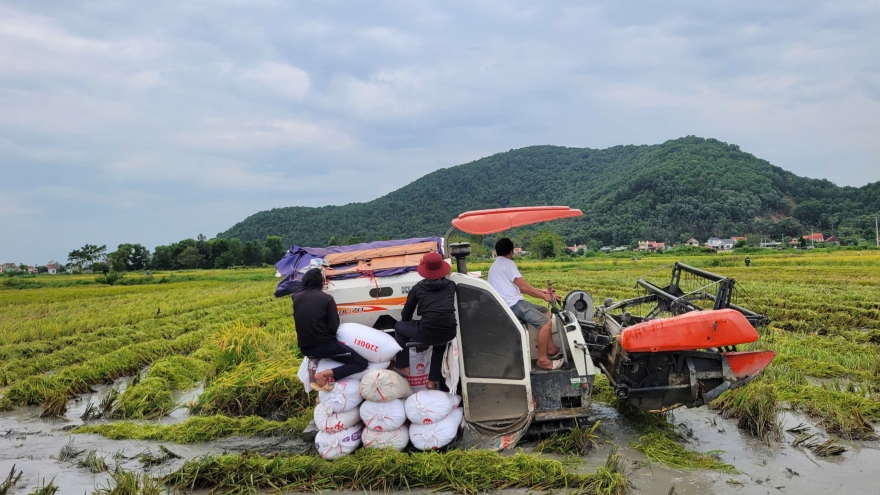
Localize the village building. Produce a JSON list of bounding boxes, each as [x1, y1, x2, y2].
[[686, 238, 699, 247], [637, 240, 665, 252], [824, 236, 840, 246], [47, 263, 57, 275]]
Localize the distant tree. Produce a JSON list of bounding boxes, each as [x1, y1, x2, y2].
[[264, 236, 286, 264], [91, 261, 110, 274], [531, 230, 562, 259], [37, 266, 48, 274], [175, 246, 206, 269], [151, 245, 174, 270], [67, 244, 107, 273], [734, 239, 748, 249], [208, 238, 230, 266], [243, 240, 264, 266], [227, 238, 244, 266]]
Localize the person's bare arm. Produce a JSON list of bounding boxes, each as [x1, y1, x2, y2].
[[513, 277, 556, 303]]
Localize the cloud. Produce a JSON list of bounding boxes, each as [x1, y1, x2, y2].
[[238, 62, 311, 98], [2, 0, 880, 264]]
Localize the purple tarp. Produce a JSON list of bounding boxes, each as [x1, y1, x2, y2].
[[274, 237, 443, 297]]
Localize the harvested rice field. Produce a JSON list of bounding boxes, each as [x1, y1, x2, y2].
[[1, 251, 879, 494]]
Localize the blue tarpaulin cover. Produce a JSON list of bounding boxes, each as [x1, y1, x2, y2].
[[274, 237, 442, 297]]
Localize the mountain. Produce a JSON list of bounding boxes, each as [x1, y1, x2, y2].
[[218, 136, 880, 248]]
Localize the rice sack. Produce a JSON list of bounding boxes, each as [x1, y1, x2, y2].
[[318, 379, 363, 413], [362, 424, 410, 451], [313, 402, 361, 433], [409, 407, 464, 451], [405, 391, 461, 425], [336, 322, 402, 362], [359, 399, 407, 432], [315, 423, 363, 460], [359, 369, 413, 402]]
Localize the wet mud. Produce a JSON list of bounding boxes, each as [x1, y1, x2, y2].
[[1, 381, 878, 494]]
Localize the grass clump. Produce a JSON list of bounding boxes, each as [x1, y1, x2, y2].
[[0, 465, 23, 495], [28, 478, 59, 495], [191, 359, 308, 419], [110, 377, 175, 420], [632, 432, 736, 473], [77, 450, 109, 473], [74, 412, 312, 443], [166, 449, 630, 495], [139, 446, 181, 468], [712, 381, 781, 443], [59, 438, 86, 461], [535, 420, 601, 456], [145, 355, 212, 389], [92, 469, 163, 495]]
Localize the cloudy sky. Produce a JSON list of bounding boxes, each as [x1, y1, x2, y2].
[[2, 1, 879, 264]]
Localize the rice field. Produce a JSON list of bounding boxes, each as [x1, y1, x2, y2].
[[1, 250, 879, 493]]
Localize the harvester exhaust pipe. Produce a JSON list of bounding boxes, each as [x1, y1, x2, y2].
[[449, 242, 471, 274]]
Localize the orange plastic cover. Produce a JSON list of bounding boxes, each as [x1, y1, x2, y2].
[[619, 309, 758, 353], [451, 206, 583, 235], [722, 350, 775, 380]]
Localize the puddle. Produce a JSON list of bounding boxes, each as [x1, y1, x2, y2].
[[1, 397, 878, 494]]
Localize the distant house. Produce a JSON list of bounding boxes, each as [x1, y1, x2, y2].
[[638, 241, 665, 252], [803, 233, 824, 243], [47, 263, 57, 275], [599, 246, 612, 253], [707, 238, 734, 250], [27, 266, 38, 274], [568, 244, 587, 253], [731, 236, 748, 245], [759, 241, 781, 248], [1, 263, 16, 273], [790, 238, 802, 247], [686, 238, 699, 247], [612, 246, 629, 252], [824, 236, 841, 246]]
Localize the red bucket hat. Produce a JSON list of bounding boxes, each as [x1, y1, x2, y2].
[[417, 252, 450, 279]]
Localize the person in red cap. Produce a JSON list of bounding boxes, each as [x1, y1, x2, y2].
[[393, 251, 457, 390]]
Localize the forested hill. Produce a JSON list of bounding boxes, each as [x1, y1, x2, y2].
[[218, 137, 880, 249]]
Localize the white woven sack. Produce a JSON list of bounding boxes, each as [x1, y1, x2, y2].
[[336, 322, 402, 362], [297, 359, 310, 388], [313, 401, 361, 433], [317, 359, 390, 381], [406, 347, 433, 392], [359, 369, 413, 402], [315, 423, 363, 460], [359, 399, 407, 432], [362, 424, 410, 450], [318, 379, 364, 413], [405, 391, 462, 425], [409, 407, 463, 451]]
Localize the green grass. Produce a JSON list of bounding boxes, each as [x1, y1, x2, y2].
[[74, 412, 313, 443], [165, 449, 630, 495]]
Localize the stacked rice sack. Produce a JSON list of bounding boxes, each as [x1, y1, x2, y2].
[[312, 323, 401, 459], [306, 322, 464, 457], [406, 390, 463, 450]]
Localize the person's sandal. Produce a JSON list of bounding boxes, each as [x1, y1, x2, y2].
[[311, 381, 335, 393]]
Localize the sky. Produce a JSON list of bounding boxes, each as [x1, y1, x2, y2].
[[1, 1, 879, 264]]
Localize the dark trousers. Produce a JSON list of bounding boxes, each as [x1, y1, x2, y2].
[[299, 340, 368, 382], [394, 320, 453, 383]]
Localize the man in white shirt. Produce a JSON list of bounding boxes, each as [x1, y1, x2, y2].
[[488, 238, 563, 370]]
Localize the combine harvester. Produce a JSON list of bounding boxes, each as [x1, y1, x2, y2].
[[276, 206, 774, 449]]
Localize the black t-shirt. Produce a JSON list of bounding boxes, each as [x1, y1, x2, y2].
[[292, 288, 340, 348]]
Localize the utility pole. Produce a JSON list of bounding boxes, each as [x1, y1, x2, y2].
[[875, 215, 878, 248]]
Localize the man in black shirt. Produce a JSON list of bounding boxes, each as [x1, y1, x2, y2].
[[294, 268, 367, 391], [394, 252, 457, 390]]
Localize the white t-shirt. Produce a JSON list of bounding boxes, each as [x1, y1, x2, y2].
[[488, 256, 524, 307]]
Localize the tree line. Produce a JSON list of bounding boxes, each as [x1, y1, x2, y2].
[[64, 235, 288, 274]]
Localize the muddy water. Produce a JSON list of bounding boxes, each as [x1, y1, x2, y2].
[[2, 386, 878, 495]]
